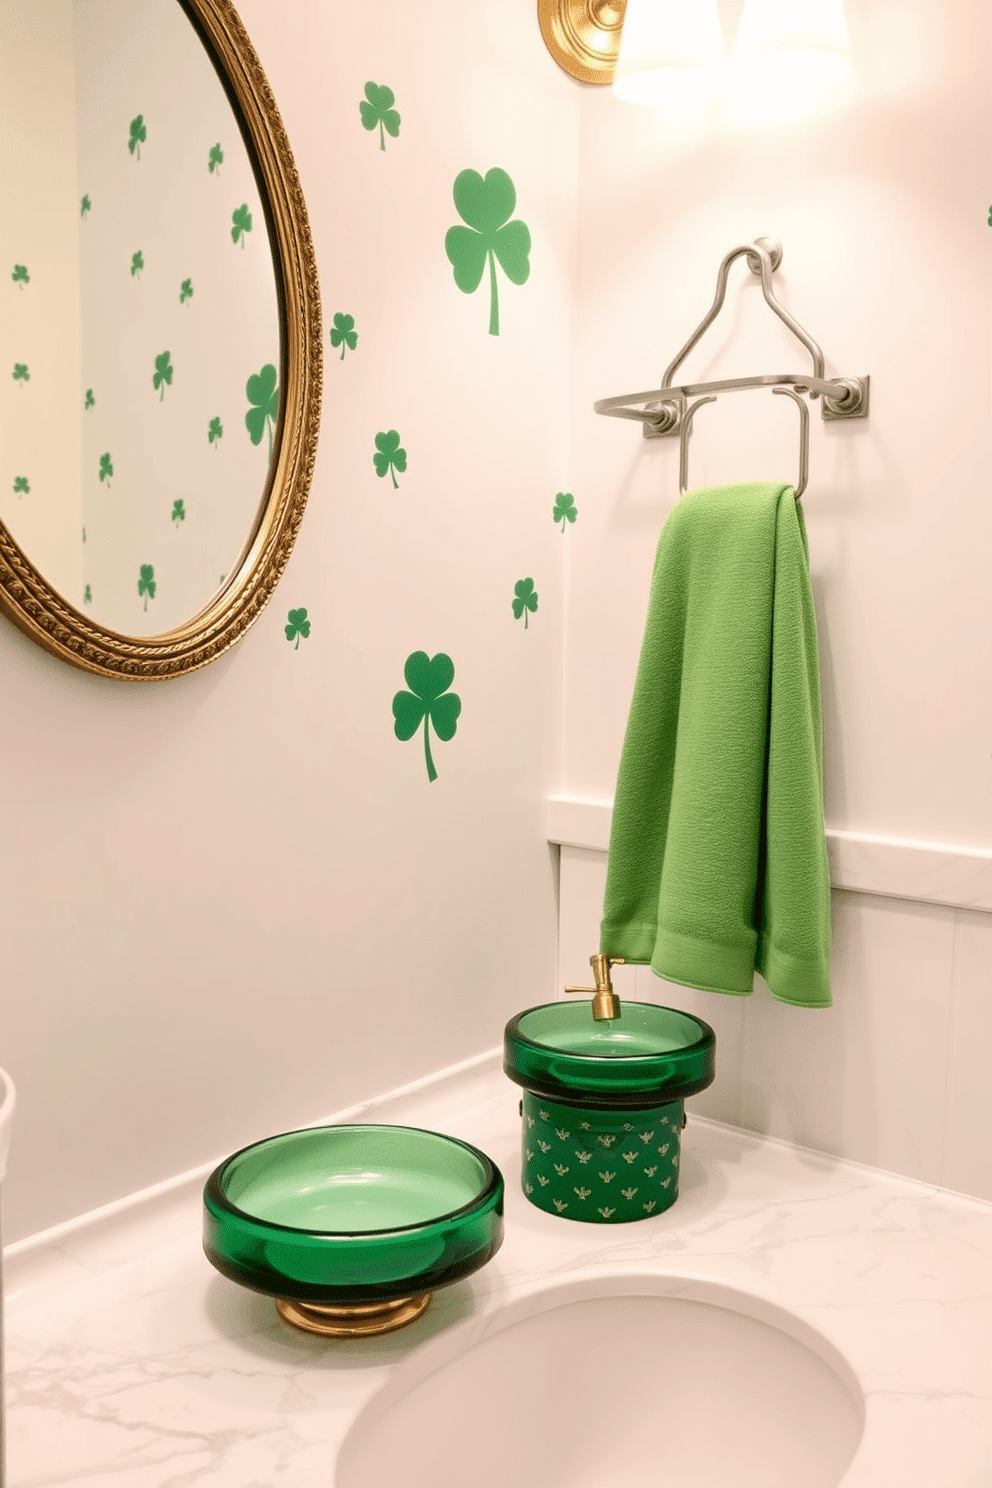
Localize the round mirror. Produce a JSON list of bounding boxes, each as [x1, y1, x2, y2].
[[0, 0, 320, 678]]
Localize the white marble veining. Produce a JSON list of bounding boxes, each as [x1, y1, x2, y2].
[[5, 1054, 992, 1486]]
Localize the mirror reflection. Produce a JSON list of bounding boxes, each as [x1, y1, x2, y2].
[[0, 0, 280, 636]]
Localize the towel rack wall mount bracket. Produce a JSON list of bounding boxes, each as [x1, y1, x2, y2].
[[594, 238, 870, 495]]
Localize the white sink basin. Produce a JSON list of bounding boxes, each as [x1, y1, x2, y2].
[[336, 1275, 864, 1488]]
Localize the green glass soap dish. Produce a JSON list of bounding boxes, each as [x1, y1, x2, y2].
[[203, 1124, 504, 1337]]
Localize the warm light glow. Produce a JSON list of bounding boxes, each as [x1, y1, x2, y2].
[[729, 0, 852, 122], [612, 0, 725, 110]]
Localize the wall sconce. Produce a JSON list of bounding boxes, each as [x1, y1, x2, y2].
[[611, 0, 724, 108], [537, 0, 628, 87], [539, 0, 851, 116]]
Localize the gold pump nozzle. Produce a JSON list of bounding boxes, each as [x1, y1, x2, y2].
[[565, 953, 624, 1021]]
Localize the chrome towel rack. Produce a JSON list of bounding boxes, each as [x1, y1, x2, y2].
[[594, 237, 869, 498]]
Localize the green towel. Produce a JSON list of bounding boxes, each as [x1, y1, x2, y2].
[[600, 481, 831, 1007]]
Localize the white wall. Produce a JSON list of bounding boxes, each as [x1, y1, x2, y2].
[[557, 0, 992, 1199], [0, 0, 577, 1242]]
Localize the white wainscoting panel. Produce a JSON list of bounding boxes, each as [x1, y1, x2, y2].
[[550, 799, 992, 1201], [548, 799, 992, 913]]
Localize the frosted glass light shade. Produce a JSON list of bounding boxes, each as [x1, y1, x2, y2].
[[733, 0, 852, 90], [612, 0, 725, 108]]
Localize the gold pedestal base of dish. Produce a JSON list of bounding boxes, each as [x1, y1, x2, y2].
[[275, 1292, 432, 1337]]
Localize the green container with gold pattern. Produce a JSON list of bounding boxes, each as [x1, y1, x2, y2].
[[504, 1001, 715, 1225]]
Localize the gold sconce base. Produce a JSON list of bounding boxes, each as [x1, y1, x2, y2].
[[275, 1292, 431, 1338], [538, 0, 627, 85]]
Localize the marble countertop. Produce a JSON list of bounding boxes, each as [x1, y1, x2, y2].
[[5, 1052, 992, 1486]]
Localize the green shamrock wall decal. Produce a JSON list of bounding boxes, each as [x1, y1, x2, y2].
[[392, 651, 461, 784], [179, 278, 193, 304], [553, 491, 577, 530], [153, 350, 173, 400], [12, 363, 29, 384], [171, 498, 186, 525], [13, 476, 29, 497], [80, 193, 91, 218], [231, 203, 252, 247], [11, 264, 29, 288], [128, 114, 147, 159], [208, 415, 223, 447], [285, 607, 310, 649], [208, 142, 224, 174], [99, 452, 113, 485], [445, 168, 531, 336], [512, 577, 539, 628], [359, 82, 400, 151], [84, 584, 92, 605], [131, 249, 144, 278], [373, 429, 406, 487], [245, 363, 278, 458], [330, 312, 358, 359], [84, 387, 95, 410], [137, 563, 156, 611]]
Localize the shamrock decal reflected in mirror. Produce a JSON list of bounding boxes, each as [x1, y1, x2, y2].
[[444, 167, 531, 336], [137, 564, 156, 611], [208, 142, 224, 175], [128, 114, 146, 160], [231, 203, 252, 247], [153, 351, 173, 400], [359, 82, 400, 151], [392, 652, 461, 784], [99, 452, 113, 486], [208, 416, 223, 448], [245, 364, 279, 459], [11, 264, 29, 288]]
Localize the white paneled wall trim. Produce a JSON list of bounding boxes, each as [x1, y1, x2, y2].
[[547, 798, 992, 914]]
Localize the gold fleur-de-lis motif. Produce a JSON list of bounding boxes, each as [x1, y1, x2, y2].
[[574, 1185, 591, 1200], [622, 1150, 638, 1164], [597, 1134, 616, 1147], [660, 1176, 671, 1188], [580, 1121, 591, 1130], [525, 1182, 534, 1194], [622, 1187, 637, 1200], [639, 1131, 654, 1143], [597, 1206, 616, 1219], [672, 1154, 680, 1168], [537, 1174, 549, 1186], [554, 1198, 568, 1212], [644, 1164, 657, 1177], [598, 1170, 616, 1183], [575, 1150, 592, 1164], [643, 1199, 657, 1213], [555, 1128, 570, 1140], [526, 1115, 535, 1128], [623, 1122, 633, 1131], [554, 1163, 569, 1176], [539, 1109, 550, 1120], [537, 1139, 551, 1152], [526, 1148, 534, 1160], [657, 1143, 669, 1155]]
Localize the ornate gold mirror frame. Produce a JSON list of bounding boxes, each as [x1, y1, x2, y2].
[[0, 0, 321, 680]]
